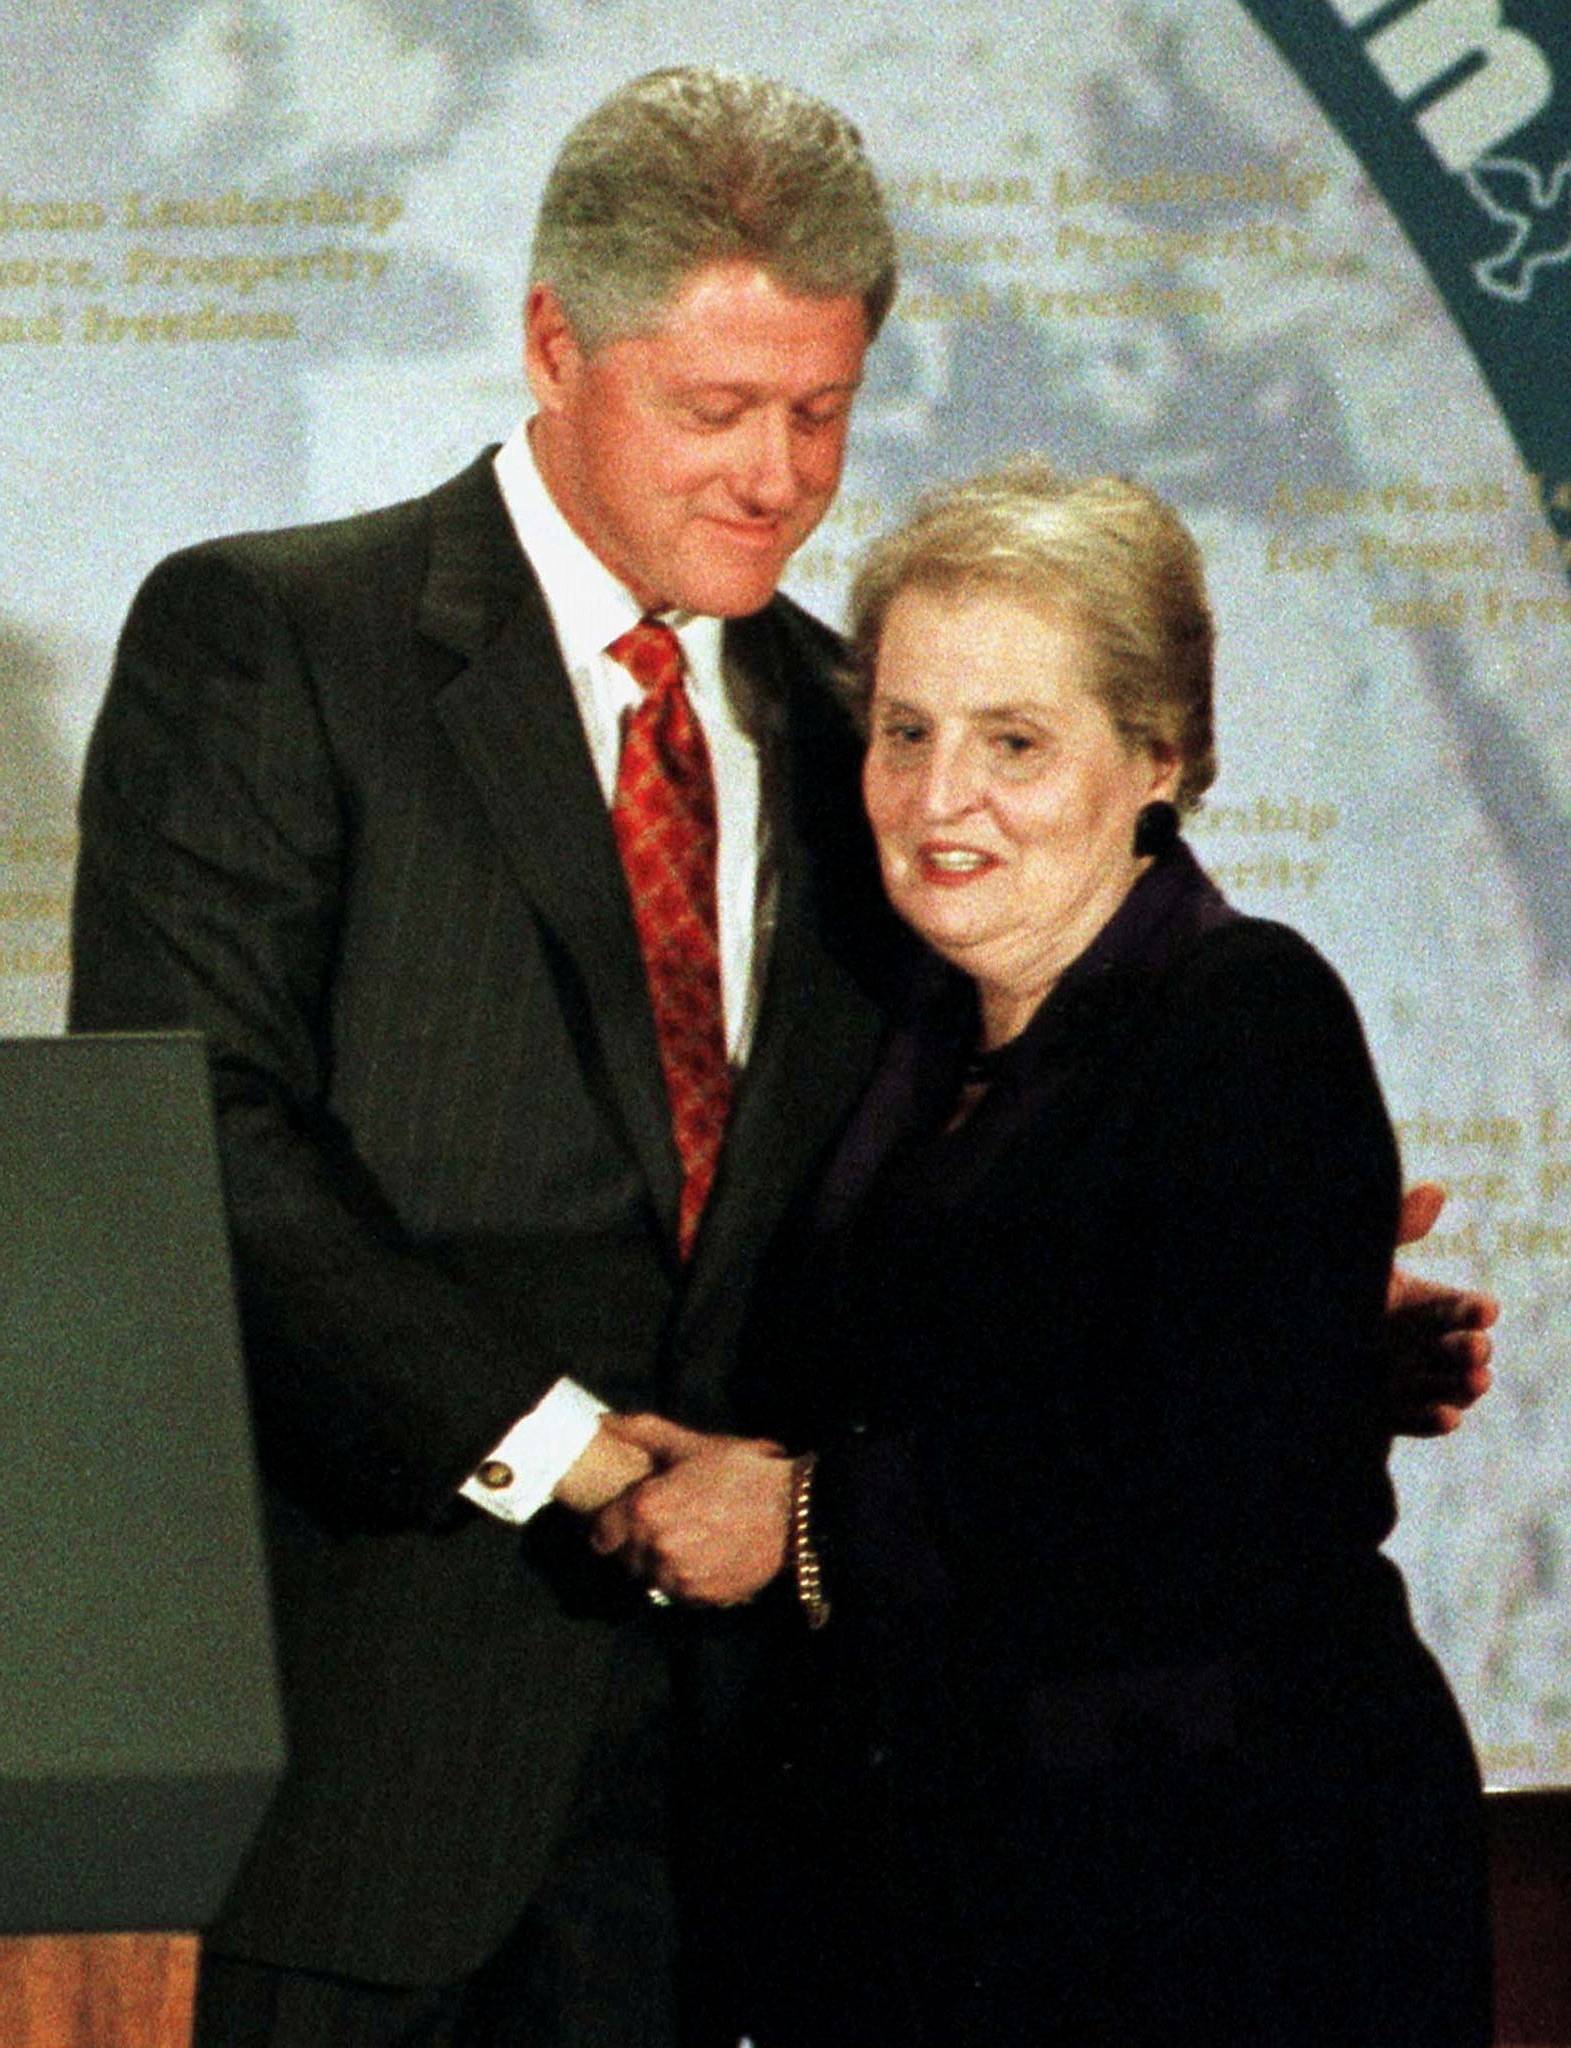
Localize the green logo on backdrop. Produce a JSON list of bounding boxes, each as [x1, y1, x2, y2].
[[1242, 0, 1571, 524]]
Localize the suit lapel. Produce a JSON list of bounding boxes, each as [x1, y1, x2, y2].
[[681, 605, 886, 1326], [412, 468, 888, 1285], [417, 456, 682, 1238]]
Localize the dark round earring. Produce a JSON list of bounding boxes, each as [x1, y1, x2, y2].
[[1133, 800, 1179, 857]]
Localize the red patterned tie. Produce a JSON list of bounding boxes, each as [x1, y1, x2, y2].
[[608, 618, 732, 1259]]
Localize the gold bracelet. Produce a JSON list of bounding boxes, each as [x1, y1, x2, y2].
[[788, 1451, 830, 1631]]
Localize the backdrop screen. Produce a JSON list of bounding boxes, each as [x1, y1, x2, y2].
[[5, 0, 1568, 1786]]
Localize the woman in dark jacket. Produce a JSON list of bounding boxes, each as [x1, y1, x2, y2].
[[602, 460, 1491, 2047]]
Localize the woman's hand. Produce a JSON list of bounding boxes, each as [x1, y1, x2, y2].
[[589, 1414, 793, 1606]]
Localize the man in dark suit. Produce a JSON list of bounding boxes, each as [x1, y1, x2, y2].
[[69, 66, 901, 2048]]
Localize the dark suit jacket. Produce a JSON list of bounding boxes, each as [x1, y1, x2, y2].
[[741, 845, 1489, 2048], [68, 451, 891, 1984]]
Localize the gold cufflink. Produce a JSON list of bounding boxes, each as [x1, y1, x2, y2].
[[476, 1460, 515, 1491]]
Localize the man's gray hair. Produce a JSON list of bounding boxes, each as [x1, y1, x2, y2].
[[528, 66, 898, 352]]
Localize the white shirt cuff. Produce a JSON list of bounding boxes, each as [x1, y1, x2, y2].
[[459, 1379, 608, 1525]]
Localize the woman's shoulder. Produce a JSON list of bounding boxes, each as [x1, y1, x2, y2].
[[1164, 905, 1361, 1017], [1142, 906, 1388, 1129]]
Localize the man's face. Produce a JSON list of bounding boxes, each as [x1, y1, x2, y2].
[[526, 261, 868, 617]]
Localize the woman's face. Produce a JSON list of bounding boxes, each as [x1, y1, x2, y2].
[[862, 586, 1179, 1042]]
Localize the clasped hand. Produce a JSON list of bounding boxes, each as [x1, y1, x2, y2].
[[589, 1414, 794, 1607]]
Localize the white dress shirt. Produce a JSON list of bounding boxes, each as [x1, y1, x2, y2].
[[459, 423, 769, 1524]]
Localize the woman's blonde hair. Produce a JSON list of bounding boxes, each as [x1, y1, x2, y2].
[[846, 457, 1217, 813]]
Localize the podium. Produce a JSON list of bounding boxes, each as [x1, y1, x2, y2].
[[0, 1035, 286, 2046]]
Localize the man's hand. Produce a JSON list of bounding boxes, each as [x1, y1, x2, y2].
[[589, 1414, 793, 1607], [1387, 1183, 1498, 1437], [551, 1422, 656, 1514]]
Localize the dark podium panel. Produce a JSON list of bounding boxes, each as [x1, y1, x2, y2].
[[0, 1033, 285, 1935], [1492, 1790, 1571, 2046]]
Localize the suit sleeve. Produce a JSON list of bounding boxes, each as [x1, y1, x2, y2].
[[815, 927, 1404, 1646], [70, 544, 567, 1529]]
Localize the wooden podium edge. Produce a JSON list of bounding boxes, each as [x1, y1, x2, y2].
[[0, 1933, 198, 2048]]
